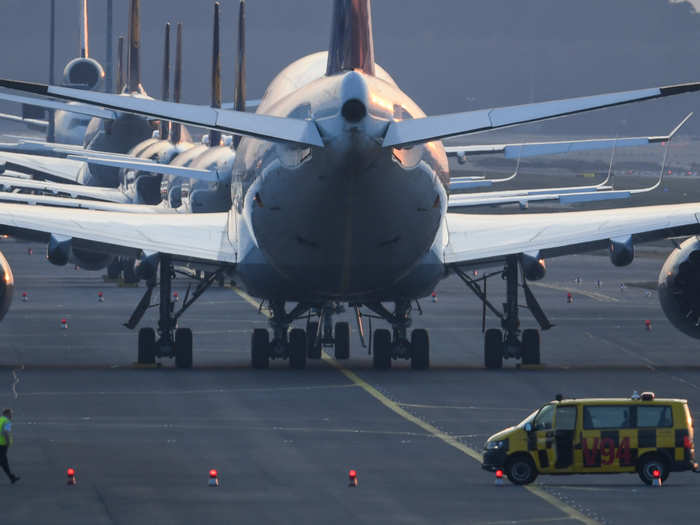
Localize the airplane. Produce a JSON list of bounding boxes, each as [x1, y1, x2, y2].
[[1, 0, 700, 371]]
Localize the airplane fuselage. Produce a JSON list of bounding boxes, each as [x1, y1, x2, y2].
[[233, 52, 449, 303]]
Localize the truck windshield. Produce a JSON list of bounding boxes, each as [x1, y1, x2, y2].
[[517, 409, 538, 428]]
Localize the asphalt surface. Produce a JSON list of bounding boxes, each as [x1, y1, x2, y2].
[[0, 239, 699, 524]]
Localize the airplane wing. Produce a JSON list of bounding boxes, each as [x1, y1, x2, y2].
[[0, 175, 131, 203], [0, 112, 48, 131], [0, 80, 323, 147], [0, 92, 116, 120], [443, 203, 700, 266], [0, 152, 86, 182], [383, 83, 700, 147], [444, 114, 689, 161], [0, 191, 163, 213], [0, 202, 234, 263]]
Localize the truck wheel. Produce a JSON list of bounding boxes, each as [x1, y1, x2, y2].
[[505, 455, 538, 485]]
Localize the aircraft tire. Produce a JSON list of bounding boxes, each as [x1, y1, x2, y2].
[[251, 328, 270, 369], [521, 329, 540, 365], [138, 327, 156, 365], [306, 321, 321, 359], [410, 329, 430, 370], [175, 328, 193, 369], [484, 329, 503, 369], [334, 322, 350, 359], [372, 329, 392, 370], [289, 328, 307, 369]]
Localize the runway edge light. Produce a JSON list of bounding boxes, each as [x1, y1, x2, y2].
[[652, 469, 662, 487], [98, 291, 104, 302], [348, 469, 358, 487], [66, 468, 76, 485], [61, 318, 68, 329], [495, 469, 504, 486], [208, 469, 219, 487]]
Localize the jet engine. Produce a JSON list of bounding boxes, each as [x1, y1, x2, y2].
[[658, 237, 700, 339], [63, 57, 105, 91], [0, 251, 14, 322], [521, 252, 547, 281], [47, 234, 112, 271]]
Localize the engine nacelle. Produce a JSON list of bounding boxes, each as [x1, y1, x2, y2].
[[63, 57, 105, 91], [0, 251, 14, 322], [520, 252, 546, 281], [47, 234, 72, 266], [658, 237, 700, 339], [609, 236, 634, 267]]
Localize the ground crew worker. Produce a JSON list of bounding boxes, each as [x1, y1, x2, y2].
[[0, 408, 19, 483]]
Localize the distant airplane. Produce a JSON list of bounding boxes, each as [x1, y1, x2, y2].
[[1, 0, 700, 371]]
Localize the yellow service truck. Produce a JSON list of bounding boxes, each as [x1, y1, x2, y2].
[[482, 393, 698, 485]]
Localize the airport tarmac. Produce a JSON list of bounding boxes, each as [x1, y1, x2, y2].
[[1, 238, 700, 524]]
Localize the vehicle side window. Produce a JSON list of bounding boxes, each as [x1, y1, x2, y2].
[[583, 405, 632, 429], [534, 404, 555, 430], [637, 405, 673, 428], [555, 406, 577, 430]]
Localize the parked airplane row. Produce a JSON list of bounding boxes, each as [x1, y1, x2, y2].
[[0, 0, 699, 371]]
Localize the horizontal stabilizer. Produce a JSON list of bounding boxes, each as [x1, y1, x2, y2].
[[0, 152, 85, 182], [0, 79, 324, 147], [0, 92, 116, 120], [0, 190, 160, 212], [384, 83, 700, 147]]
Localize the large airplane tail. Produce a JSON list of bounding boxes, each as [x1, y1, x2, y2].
[[209, 2, 222, 147], [127, 0, 142, 93], [233, 0, 246, 148], [170, 23, 183, 144], [160, 23, 171, 141], [326, 0, 375, 76], [80, 0, 89, 58]]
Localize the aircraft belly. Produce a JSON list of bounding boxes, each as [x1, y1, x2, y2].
[[249, 155, 443, 300]]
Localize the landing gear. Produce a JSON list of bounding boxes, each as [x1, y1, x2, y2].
[[306, 321, 321, 359], [458, 255, 550, 369], [249, 301, 310, 369], [334, 322, 350, 359], [126, 254, 219, 368], [366, 301, 430, 370]]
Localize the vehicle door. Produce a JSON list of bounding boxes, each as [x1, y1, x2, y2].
[[577, 404, 634, 473], [552, 404, 577, 472], [530, 403, 556, 472], [637, 404, 674, 463]]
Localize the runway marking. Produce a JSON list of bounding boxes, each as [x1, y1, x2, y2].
[[399, 402, 531, 412], [320, 353, 599, 525], [7, 383, 359, 398], [234, 285, 598, 524], [474, 518, 572, 525], [530, 282, 619, 303]]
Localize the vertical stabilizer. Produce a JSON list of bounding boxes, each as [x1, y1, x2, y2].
[[233, 0, 246, 149], [80, 0, 89, 58], [160, 23, 171, 141], [209, 2, 222, 147], [326, 0, 375, 76], [170, 23, 183, 144], [105, 0, 113, 92], [117, 36, 125, 93], [127, 0, 141, 93], [47, 0, 56, 142]]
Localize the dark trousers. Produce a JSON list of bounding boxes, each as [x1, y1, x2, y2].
[[0, 445, 13, 480]]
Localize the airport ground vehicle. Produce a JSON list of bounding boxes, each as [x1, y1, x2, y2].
[[482, 393, 698, 485]]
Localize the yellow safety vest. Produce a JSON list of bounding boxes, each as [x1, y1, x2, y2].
[[0, 416, 11, 446]]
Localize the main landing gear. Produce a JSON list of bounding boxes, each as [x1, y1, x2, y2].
[[366, 300, 430, 371], [456, 255, 553, 370], [251, 302, 351, 369], [125, 254, 219, 368]]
